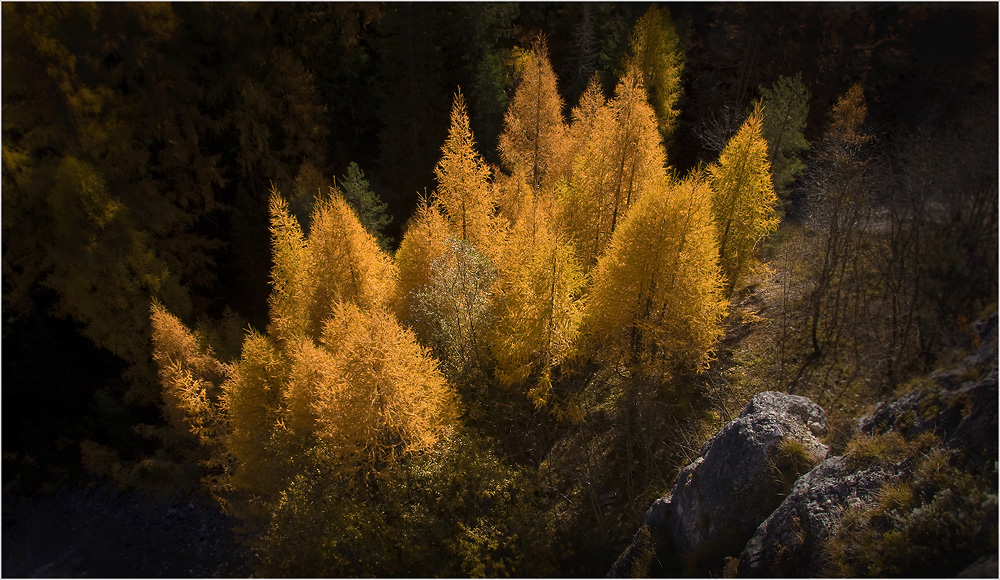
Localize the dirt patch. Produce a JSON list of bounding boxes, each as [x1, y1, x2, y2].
[[2, 484, 251, 577]]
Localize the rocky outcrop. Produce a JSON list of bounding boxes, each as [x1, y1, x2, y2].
[[738, 455, 904, 577], [611, 313, 998, 578], [609, 391, 828, 577], [860, 313, 998, 467], [739, 317, 999, 577]]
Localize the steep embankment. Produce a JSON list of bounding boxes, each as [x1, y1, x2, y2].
[[611, 314, 998, 578]]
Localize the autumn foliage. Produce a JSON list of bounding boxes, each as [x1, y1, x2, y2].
[[581, 172, 726, 376], [152, 186, 460, 507], [138, 23, 821, 574], [7, 4, 995, 578], [709, 101, 780, 290]]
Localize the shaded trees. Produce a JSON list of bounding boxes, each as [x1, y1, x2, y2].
[[801, 84, 875, 363], [1, 3, 333, 406], [2, 3, 222, 401], [628, 4, 685, 146], [760, 73, 811, 201], [373, 4, 449, 203]]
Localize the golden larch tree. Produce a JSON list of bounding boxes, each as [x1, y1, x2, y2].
[[266, 190, 313, 343], [151, 185, 460, 511], [434, 89, 502, 251], [150, 301, 226, 446], [220, 328, 287, 499], [709, 100, 779, 291], [498, 36, 572, 197], [310, 303, 460, 476], [490, 203, 586, 413], [266, 186, 398, 343], [393, 193, 452, 323], [559, 65, 666, 270], [306, 189, 398, 326], [566, 74, 608, 163], [579, 172, 727, 376]]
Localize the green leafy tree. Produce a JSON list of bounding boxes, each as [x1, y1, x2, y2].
[[628, 4, 685, 145], [258, 431, 558, 577], [760, 73, 811, 199], [339, 162, 394, 252], [709, 100, 780, 291], [409, 237, 498, 382]]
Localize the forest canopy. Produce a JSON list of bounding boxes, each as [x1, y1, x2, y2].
[[3, 3, 996, 577]]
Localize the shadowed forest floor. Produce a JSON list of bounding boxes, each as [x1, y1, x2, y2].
[[2, 484, 249, 577]]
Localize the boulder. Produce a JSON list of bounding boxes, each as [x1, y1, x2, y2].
[[740, 316, 998, 577], [737, 455, 903, 577], [610, 391, 828, 577]]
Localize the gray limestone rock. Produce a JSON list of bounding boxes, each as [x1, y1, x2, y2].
[[737, 456, 903, 577], [610, 391, 828, 577]]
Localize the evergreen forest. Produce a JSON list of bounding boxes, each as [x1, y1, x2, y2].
[[3, 3, 997, 577]]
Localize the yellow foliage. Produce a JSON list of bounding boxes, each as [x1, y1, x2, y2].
[[150, 301, 226, 444], [498, 36, 572, 196], [559, 65, 666, 270], [491, 168, 533, 233], [434, 89, 504, 250], [266, 185, 399, 342], [709, 100, 779, 291], [306, 189, 398, 322], [394, 194, 452, 323], [567, 74, 608, 162], [153, 187, 460, 495], [581, 172, 727, 375], [221, 328, 286, 495], [312, 303, 461, 476], [491, 209, 585, 407], [827, 83, 871, 147], [267, 189, 311, 342]]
